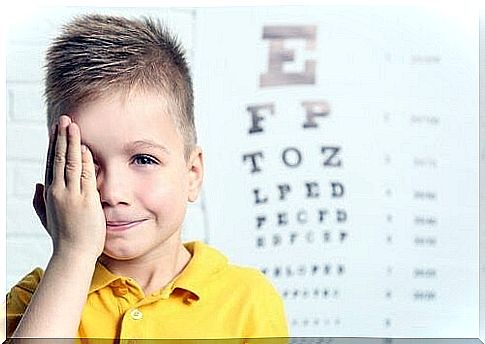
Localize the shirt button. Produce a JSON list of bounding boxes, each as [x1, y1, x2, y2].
[[130, 309, 143, 320]]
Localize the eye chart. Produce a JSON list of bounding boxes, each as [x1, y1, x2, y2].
[[194, 6, 478, 338]]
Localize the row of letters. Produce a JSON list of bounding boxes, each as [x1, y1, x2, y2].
[[289, 317, 342, 327], [242, 146, 342, 174], [254, 208, 348, 229], [252, 181, 345, 205], [255, 230, 349, 248], [260, 263, 346, 278], [281, 287, 340, 300]]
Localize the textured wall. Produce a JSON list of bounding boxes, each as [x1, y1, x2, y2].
[[5, 6, 207, 291]]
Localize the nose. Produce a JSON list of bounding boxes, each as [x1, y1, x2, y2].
[[96, 167, 131, 207]]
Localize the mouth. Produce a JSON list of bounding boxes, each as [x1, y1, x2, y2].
[[106, 219, 147, 232]]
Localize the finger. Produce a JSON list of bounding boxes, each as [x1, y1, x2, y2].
[[65, 122, 82, 193], [81, 145, 98, 195], [52, 115, 71, 188], [33, 183, 48, 231], [44, 123, 58, 188]]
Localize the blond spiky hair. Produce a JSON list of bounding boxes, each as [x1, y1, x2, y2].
[[44, 14, 196, 159]]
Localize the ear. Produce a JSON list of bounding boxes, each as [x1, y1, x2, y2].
[[186, 146, 204, 203]]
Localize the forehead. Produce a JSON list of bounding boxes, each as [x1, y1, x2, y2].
[[70, 89, 183, 149]]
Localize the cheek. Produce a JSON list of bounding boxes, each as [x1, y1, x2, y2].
[[133, 173, 188, 209]]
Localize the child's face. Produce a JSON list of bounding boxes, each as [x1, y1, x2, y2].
[[70, 89, 202, 260]]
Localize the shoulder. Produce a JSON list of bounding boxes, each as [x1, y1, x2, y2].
[[7, 267, 44, 304], [7, 267, 44, 307], [225, 265, 274, 289], [191, 241, 281, 301], [223, 264, 284, 305], [188, 241, 284, 306], [6, 268, 44, 337], [186, 242, 288, 337], [8, 268, 44, 295], [224, 265, 289, 337]]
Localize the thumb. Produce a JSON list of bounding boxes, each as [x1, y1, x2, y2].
[[33, 183, 48, 231]]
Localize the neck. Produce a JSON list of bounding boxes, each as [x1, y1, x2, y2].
[[98, 235, 192, 296]]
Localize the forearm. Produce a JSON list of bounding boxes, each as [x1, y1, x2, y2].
[[11, 116, 106, 341], [11, 251, 97, 339]]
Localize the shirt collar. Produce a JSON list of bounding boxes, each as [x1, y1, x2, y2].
[[171, 241, 228, 300], [89, 261, 120, 294], [88, 241, 229, 301]]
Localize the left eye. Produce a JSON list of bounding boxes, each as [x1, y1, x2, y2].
[[133, 155, 158, 165]]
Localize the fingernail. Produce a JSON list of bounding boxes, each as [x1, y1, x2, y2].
[[81, 144, 87, 153], [60, 116, 68, 127]]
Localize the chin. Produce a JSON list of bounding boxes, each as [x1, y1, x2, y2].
[[102, 246, 142, 261]]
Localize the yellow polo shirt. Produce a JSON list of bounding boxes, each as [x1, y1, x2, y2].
[[6, 241, 288, 341]]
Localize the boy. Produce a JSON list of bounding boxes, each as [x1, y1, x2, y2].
[[6, 14, 288, 340]]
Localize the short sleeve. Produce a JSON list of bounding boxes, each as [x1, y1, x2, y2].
[[5, 268, 44, 338], [243, 271, 289, 340]]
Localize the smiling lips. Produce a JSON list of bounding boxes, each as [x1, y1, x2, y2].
[[106, 220, 147, 232]]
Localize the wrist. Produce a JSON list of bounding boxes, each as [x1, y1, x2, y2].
[[52, 245, 100, 265]]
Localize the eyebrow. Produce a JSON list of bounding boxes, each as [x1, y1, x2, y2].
[[123, 140, 171, 155]]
